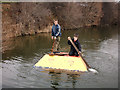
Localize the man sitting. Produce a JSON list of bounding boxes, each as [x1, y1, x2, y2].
[[68, 33, 81, 56]]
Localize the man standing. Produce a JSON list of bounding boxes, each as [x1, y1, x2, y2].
[[51, 20, 61, 52]]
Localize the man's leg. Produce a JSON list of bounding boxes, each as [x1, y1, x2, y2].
[[53, 37, 57, 52], [69, 50, 74, 56], [75, 51, 79, 56], [56, 36, 60, 51]]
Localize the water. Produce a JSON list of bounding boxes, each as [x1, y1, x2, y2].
[[2, 26, 118, 88]]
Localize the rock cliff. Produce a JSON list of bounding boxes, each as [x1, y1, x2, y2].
[[1, 2, 118, 52]]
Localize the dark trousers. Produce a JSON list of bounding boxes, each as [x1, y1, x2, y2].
[[69, 50, 79, 56]]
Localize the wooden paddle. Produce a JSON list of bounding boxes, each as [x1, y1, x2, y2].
[[68, 37, 98, 73]]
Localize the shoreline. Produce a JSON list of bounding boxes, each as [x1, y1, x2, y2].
[[1, 25, 118, 53]]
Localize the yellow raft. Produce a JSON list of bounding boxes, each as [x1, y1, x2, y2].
[[34, 54, 88, 72]]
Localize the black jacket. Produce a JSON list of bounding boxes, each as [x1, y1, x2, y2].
[[68, 38, 81, 52]]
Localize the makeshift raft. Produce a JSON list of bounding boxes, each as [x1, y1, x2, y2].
[[34, 52, 88, 72]]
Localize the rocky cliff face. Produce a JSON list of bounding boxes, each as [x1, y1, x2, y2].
[[100, 2, 118, 26], [2, 2, 53, 52], [2, 3, 52, 39], [49, 2, 103, 29], [2, 2, 118, 52]]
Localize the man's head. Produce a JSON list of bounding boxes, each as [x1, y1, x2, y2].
[[54, 19, 58, 25], [74, 33, 79, 41]]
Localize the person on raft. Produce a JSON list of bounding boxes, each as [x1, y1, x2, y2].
[[51, 19, 61, 52], [68, 33, 81, 56]]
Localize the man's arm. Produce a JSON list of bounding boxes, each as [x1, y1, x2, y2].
[[68, 37, 72, 45], [55, 25, 61, 37], [78, 41, 81, 52], [51, 26, 54, 36], [68, 40, 71, 45]]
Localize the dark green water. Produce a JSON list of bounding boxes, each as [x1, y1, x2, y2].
[[2, 26, 118, 88]]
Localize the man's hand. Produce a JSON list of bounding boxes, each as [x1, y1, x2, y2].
[[68, 37, 71, 40], [52, 36, 53, 40], [78, 51, 81, 54], [52, 36, 56, 40], [54, 37, 56, 40]]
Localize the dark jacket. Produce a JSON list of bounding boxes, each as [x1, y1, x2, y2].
[[68, 38, 81, 52], [52, 24, 61, 37]]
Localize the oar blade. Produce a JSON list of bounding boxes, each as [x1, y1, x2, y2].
[[88, 68, 98, 74]]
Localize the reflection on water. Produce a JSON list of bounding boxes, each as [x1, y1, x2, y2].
[[49, 72, 80, 88], [50, 73, 61, 88], [2, 26, 118, 88]]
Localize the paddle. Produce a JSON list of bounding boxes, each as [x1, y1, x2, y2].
[[68, 37, 98, 73]]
